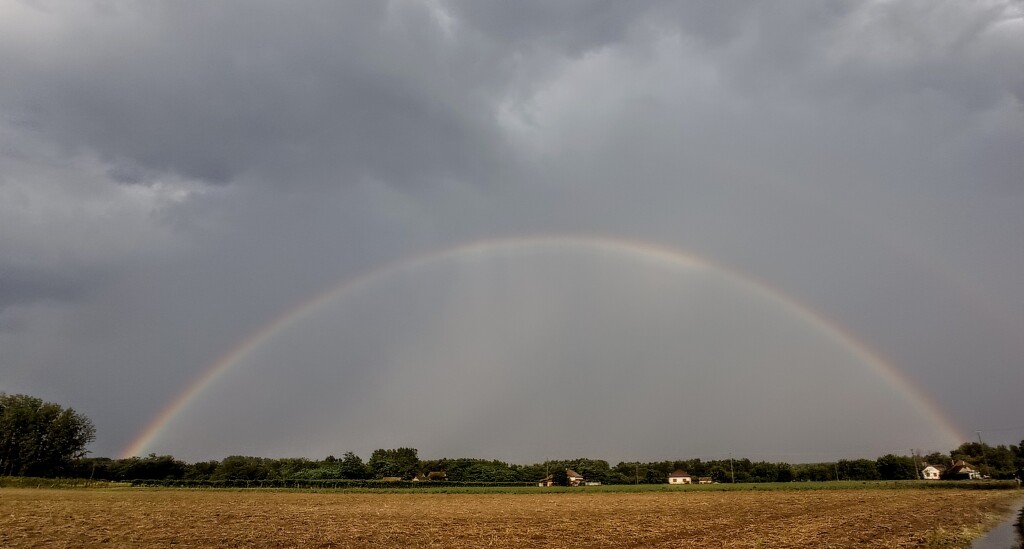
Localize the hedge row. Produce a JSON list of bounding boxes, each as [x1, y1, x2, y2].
[[129, 478, 537, 489], [0, 477, 126, 488]]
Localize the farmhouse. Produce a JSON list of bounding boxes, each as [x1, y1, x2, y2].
[[537, 469, 586, 487], [566, 469, 585, 487], [668, 470, 693, 484], [921, 465, 942, 480], [944, 460, 981, 480]]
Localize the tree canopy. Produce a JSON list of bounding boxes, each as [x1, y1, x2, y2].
[[0, 393, 96, 477]]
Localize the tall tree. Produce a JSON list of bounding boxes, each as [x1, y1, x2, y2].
[[339, 451, 369, 479], [0, 393, 96, 477], [368, 448, 419, 479], [876, 454, 917, 480]]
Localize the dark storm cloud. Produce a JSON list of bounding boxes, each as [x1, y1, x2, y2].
[[0, 267, 87, 314], [1, 1, 1022, 459], [1, 1, 506, 188], [447, 0, 654, 53]]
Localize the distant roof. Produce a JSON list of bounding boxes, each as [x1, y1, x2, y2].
[[566, 469, 583, 478], [947, 461, 977, 475], [669, 470, 691, 477]]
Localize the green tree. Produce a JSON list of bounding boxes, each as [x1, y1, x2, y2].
[[836, 459, 880, 481], [339, 451, 369, 479], [0, 393, 96, 477], [776, 463, 794, 482], [368, 448, 419, 479], [111, 454, 186, 480], [922, 452, 949, 467], [794, 463, 833, 482], [185, 460, 219, 480], [550, 469, 568, 486], [876, 454, 917, 480], [212, 456, 274, 480]]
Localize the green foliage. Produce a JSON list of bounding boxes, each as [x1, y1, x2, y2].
[[185, 460, 219, 480], [0, 393, 96, 477], [0, 476, 126, 488], [876, 454, 918, 480], [836, 459, 880, 481], [111, 454, 186, 480], [339, 451, 370, 479], [949, 442, 1020, 479], [776, 463, 794, 482], [212, 456, 276, 480], [923, 452, 950, 467], [368, 447, 419, 479], [794, 463, 833, 482], [550, 469, 568, 486]]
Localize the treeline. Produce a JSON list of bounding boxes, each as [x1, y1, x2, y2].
[[6, 392, 1023, 483], [66, 442, 1024, 484]]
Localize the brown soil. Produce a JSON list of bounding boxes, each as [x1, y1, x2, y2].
[[1, 488, 1019, 548]]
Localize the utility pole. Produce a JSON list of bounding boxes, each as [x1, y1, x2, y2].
[[730, 454, 735, 484], [977, 431, 989, 479], [912, 450, 921, 480]]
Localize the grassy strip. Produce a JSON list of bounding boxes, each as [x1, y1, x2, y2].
[[4, 476, 1018, 493], [130, 479, 1019, 493], [0, 477, 130, 489]]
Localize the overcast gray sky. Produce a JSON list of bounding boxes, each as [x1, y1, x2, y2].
[[1, 0, 1022, 463]]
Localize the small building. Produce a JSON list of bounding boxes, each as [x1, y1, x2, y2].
[[381, 477, 402, 482], [697, 477, 713, 484], [921, 465, 942, 480], [668, 470, 693, 484], [538, 474, 554, 487]]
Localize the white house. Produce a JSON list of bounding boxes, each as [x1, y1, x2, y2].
[[668, 470, 693, 484], [921, 466, 941, 480]]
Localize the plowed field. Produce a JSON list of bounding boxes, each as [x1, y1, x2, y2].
[[1, 488, 1019, 547]]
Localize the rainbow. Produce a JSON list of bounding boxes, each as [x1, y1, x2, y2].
[[122, 235, 966, 457]]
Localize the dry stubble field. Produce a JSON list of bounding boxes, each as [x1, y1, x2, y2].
[[1, 487, 1020, 548]]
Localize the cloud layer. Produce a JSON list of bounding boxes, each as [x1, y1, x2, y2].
[[1, 0, 1022, 461]]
